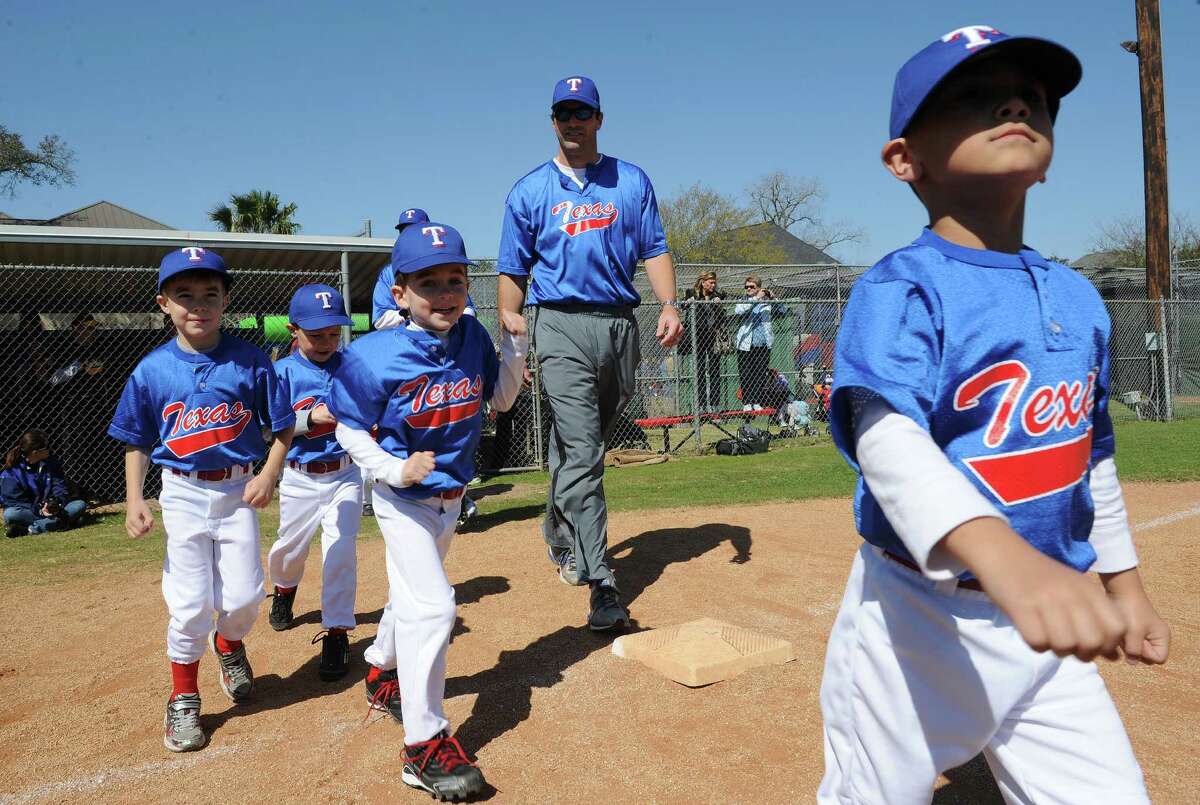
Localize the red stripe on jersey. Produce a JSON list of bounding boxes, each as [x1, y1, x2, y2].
[[962, 427, 1092, 506], [164, 410, 254, 458], [405, 399, 481, 429]]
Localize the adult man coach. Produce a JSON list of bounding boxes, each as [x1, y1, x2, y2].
[[497, 75, 683, 631]]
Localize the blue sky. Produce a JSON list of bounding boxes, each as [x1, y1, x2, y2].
[[4, 1, 1198, 265]]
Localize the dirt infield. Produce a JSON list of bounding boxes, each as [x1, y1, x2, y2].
[[1, 482, 1196, 804]]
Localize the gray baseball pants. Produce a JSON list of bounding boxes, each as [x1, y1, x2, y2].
[[532, 304, 639, 587]]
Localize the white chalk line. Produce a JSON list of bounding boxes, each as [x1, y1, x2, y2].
[[1132, 504, 1200, 533], [1, 745, 238, 805]]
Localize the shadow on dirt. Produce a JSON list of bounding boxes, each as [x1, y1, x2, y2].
[[201, 576, 514, 739], [446, 523, 752, 754]]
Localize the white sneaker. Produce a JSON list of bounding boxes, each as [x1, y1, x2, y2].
[[742, 404, 753, 411], [752, 404, 764, 411]]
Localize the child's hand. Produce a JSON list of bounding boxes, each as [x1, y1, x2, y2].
[[1102, 568, 1171, 665], [243, 472, 277, 509], [126, 499, 155, 539], [310, 404, 336, 427], [942, 518, 1127, 662], [402, 451, 437, 486]]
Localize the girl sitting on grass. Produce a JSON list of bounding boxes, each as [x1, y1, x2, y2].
[[2, 430, 87, 538]]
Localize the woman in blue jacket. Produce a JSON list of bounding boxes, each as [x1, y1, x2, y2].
[[3, 430, 87, 537]]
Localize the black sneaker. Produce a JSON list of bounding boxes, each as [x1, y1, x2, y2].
[[364, 667, 403, 724], [313, 629, 351, 681], [362, 503, 375, 517], [588, 582, 630, 632], [209, 631, 254, 703], [401, 730, 486, 801], [268, 587, 296, 631]]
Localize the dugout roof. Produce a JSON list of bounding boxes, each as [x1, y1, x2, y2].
[[0, 224, 395, 309]]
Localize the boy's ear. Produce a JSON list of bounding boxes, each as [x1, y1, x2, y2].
[[391, 283, 405, 306], [155, 293, 169, 314], [882, 138, 922, 185]]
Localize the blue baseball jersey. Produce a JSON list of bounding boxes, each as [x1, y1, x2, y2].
[[497, 156, 668, 307], [274, 350, 346, 464], [371, 263, 477, 325], [108, 334, 296, 471], [830, 228, 1115, 573], [328, 316, 499, 500]]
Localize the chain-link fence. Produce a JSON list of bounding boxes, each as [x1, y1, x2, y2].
[[3, 259, 1198, 503], [1, 263, 343, 503]]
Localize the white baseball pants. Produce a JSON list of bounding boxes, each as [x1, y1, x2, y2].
[[363, 482, 461, 745], [268, 464, 362, 630], [818, 545, 1148, 805], [159, 470, 265, 664]]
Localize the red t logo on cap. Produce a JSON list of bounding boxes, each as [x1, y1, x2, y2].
[[941, 25, 1000, 49], [422, 226, 447, 247]]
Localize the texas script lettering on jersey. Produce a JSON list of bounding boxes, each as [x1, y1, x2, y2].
[[396, 374, 483, 429], [953, 360, 1098, 505], [161, 400, 253, 457], [551, 200, 618, 237]]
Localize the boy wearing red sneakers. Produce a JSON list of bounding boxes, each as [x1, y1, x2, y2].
[[109, 247, 295, 752]]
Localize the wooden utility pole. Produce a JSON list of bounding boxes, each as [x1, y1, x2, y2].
[[1133, 0, 1170, 301]]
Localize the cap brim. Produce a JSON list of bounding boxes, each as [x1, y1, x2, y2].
[[393, 253, 477, 275], [972, 37, 1082, 100], [904, 36, 1082, 137], [292, 313, 352, 330], [552, 98, 601, 110]]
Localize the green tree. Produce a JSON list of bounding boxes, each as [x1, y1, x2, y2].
[[208, 189, 301, 234], [0, 125, 75, 198], [659, 183, 785, 264]]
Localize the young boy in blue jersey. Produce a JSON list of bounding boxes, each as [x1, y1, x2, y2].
[[330, 221, 527, 801], [819, 27, 1170, 803], [266, 284, 359, 682], [109, 247, 295, 754]]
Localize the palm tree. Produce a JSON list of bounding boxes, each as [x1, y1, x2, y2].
[[208, 189, 301, 234]]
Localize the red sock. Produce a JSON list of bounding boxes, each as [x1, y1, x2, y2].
[[366, 665, 384, 684], [214, 633, 242, 654], [171, 660, 200, 696], [275, 585, 296, 594]]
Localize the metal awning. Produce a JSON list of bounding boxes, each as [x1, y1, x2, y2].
[[0, 224, 395, 309]]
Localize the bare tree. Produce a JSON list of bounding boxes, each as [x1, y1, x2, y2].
[[745, 171, 862, 252], [0, 125, 76, 198], [1090, 213, 1200, 267], [659, 183, 785, 264]]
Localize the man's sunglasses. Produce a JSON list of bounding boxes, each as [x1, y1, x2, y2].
[[744, 284, 758, 290], [552, 107, 597, 123]]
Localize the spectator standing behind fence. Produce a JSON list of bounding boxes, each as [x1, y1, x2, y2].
[[2, 430, 87, 538], [734, 275, 775, 411], [496, 74, 683, 631], [683, 271, 727, 413]]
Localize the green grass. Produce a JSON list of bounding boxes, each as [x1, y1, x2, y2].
[[3, 418, 1196, 584]]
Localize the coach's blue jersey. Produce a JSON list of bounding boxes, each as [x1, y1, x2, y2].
[[275, 350, 346, 464], [328, 316, 499, 499], [372, 264, 477, 325], [830, 229, 1115, 573], [497, 156, 668, 307], [108, 334, 296, 471]]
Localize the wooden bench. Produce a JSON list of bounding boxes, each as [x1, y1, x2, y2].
[[634, 409, 778, 453]]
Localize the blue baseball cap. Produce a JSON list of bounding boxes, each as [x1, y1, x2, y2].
[[890, 25, 1081, 139], [395, 207, 430, 230], [552, 75, 601, 110], [289, 283, 352, 330], [158, 246, 229, 291], [391, 221, 476, 275]]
